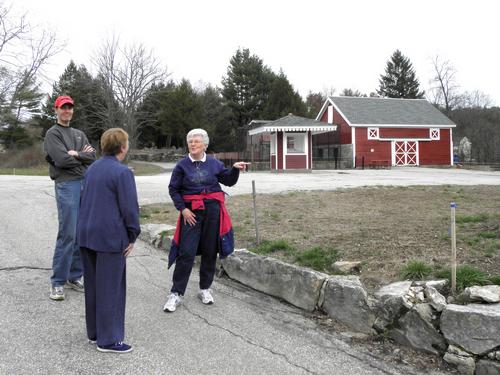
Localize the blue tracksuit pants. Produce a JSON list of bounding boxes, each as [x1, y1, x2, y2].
[[80, 247, 126, 346]]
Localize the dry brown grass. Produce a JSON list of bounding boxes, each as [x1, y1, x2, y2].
[[141, 185, 500, 289]]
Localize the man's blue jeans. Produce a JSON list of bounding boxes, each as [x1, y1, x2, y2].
[[51, 179, 83, 287]]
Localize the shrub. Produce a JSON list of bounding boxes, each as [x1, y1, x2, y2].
[[0, 141, 45, 168], [436, 265, 490, 291], [400, 261, 432, 280], [489, 275, 500, 286], [294, 246, 339, 272]]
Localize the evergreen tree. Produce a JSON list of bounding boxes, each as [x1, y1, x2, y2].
[[156, 79, 203, 149], [262, 69, 306, 120], [199, 84, 233, 151], [377, 50, 425, 99], [136, 81, 175, 148], [221, 48, 273, 129], [0, 71, 43, 149], [305, 91, 326, 118], [36, 61, 115, 143]]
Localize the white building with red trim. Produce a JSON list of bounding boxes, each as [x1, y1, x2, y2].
[[315, 97, 456, 168]]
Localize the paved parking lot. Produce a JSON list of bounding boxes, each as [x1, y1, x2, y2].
[[134, 166, 500, 205]]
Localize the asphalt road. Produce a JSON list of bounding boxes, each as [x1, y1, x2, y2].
[[2, 167, 496, 374], [134, 166, 500, 205]]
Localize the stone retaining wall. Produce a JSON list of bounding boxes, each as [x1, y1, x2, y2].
[[141, 224, 500, 375]]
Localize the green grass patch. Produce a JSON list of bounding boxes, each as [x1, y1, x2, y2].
[[400, 261, 433, 280], [139, 213, 151, 222], [0, 165, 48, 176], [455, 214, 489, 224], [127, 161, 166, 176], [436, 265, 490, 291], [251, 239, 294, 255], [464, 236, 480, 246], [294, 246, 339, 272], [478, 231, 498, 239], [489, 276, 500, 285]]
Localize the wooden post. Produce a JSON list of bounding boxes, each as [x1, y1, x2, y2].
[[450, 202, 457, 294], [252, 180, 260, 245]]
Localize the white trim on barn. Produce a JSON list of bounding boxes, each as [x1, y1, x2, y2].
[[450, 128, 454, 166], [305, 131, 309, 169], [367, 128, 379, 140], [282, 132, 286, 170], [352, 127, 356, 167], [392, 140, 420, 166], [315, 97, 356, 127], [351, 123, 455, 129], [377, 137, 441, 142], [430, 128, 440, 140]]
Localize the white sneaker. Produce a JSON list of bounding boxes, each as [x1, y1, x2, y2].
[[198, 289, 214, 305], [163, 293, 182, 312], [49, 286, 65, 301]]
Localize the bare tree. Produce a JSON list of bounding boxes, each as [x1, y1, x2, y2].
[[0, 4, 63, 126], [93, 38, 169, 148], [459, 90, 492, 109], [429, 56, 461, 114], [339, 88, 366, 97], [0, 5, 29, 63]]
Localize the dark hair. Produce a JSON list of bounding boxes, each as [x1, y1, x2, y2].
[[100, 128, 129, 156]]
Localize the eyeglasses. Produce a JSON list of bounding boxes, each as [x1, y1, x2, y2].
[[188, 139, 204, 145], [59, 104, 74, 110]]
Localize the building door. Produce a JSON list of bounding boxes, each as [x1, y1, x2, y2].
[[394, 141, 418, 166]]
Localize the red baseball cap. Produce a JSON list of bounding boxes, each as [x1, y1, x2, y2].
[[54, 95, 74, 108]]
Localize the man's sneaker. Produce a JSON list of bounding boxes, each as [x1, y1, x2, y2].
[[88, 338, 97, 344], [97, 342, 132, 354], [49, 286, 65, 301], [66, 279, 84, 292], [163, 293, 182, 312], [198, 289, 214, 305]]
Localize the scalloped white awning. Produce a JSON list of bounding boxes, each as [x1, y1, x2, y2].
[[249, 125, 337, 135]]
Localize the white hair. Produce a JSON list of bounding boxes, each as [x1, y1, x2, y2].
[[186, 128, 209, 146]]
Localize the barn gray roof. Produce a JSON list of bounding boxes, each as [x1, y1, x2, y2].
[[329, 97, 455, 126]]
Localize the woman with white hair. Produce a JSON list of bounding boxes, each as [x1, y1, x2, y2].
[[163, 129, 249, 312]]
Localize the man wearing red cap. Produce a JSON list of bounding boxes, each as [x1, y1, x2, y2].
[[43, 95, 96, 301]]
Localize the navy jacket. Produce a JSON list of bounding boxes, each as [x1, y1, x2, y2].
[[168, 155, 239, 211], [77, 156, 141, 253]]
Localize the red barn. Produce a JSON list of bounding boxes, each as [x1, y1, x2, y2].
[[316, 97, 456, 168]]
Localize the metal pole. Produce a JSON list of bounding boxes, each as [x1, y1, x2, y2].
[[451, 202, 457, 294], [252, 180, 260, 245]]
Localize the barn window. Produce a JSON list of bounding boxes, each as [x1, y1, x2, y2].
[[430, 128, 440, 140], [327, 105, 333, 124], [367, 128, 379, 139]]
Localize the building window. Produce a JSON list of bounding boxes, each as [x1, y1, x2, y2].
[[327, 105, 333, 124], [286, 133, 305, 153], [430, 128, 440, 140], [368, 128, 379, 139]]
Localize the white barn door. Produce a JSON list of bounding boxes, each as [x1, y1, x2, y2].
[[393, 141, 418, 166]]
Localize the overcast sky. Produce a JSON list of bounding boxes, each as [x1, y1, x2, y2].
[[13, 0, 500, 106]]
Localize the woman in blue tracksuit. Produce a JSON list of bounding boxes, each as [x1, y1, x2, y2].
[[77, 128, 140, 354], [163, 128, 249, 312]]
